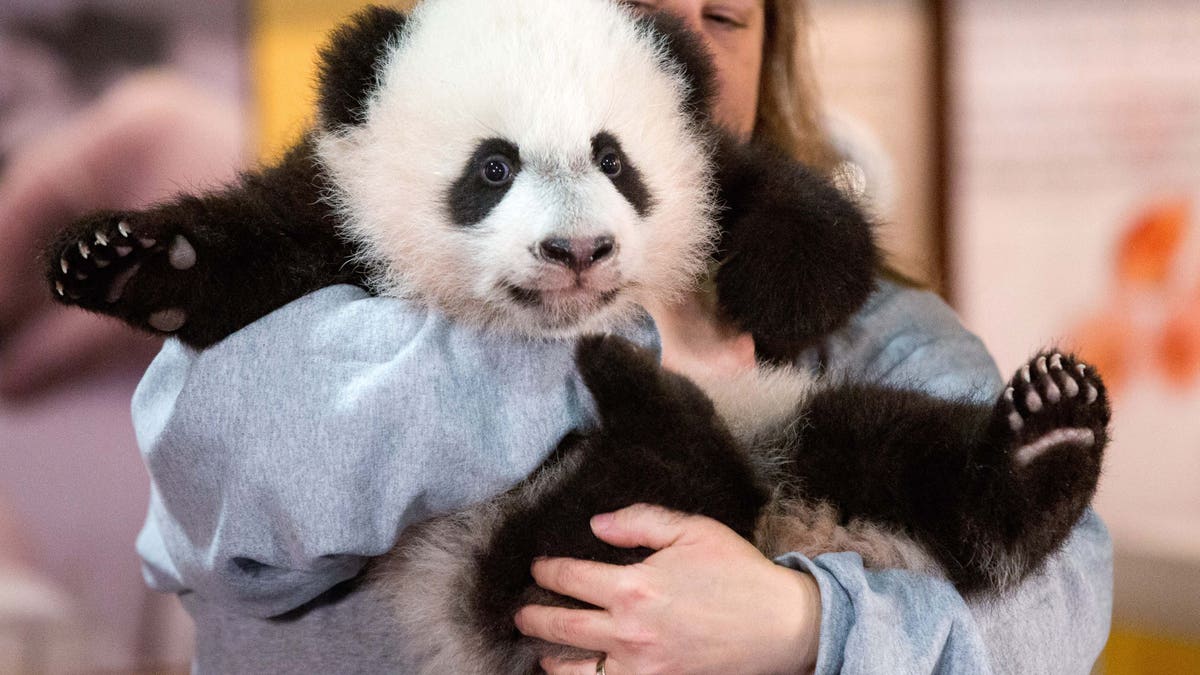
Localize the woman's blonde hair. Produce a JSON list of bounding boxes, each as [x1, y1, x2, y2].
[[755, 0, 841, 174]]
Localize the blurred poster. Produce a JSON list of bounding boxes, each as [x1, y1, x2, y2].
[[0, 2, 246, 670], [948, 0, 1200, 619], [1, 0, 248, 169]]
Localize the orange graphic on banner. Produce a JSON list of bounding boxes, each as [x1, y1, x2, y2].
[[1072, 198, 1198, 394]]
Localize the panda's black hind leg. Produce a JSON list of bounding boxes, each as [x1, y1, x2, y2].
[[973, 351, 1110, 583], [777, 353, 1109, 593]]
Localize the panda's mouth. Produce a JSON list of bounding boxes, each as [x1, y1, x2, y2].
[[504, 283, 622, 308], [503, 282, 623, 311]]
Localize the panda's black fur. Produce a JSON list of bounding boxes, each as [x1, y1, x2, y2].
[[46, 1, 1109, 670]]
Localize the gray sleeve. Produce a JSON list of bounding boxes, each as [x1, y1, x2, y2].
[[802, 280, 1004, 402], [131, 285, 658, 618], [777, 512, 1112, 674], [783, 280, 1113, 673]]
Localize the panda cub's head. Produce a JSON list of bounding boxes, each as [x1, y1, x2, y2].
[[315, 0, 717, 338]]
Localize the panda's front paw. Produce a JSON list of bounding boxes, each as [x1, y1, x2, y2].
[[49, 212, 196, 333], [575, 334, 719, 439]]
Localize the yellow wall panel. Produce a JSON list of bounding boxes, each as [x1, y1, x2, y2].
[[250, 0, 378, 160], [1102, 627, 1200, 674]]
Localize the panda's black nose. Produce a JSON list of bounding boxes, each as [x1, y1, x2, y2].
[[539, 236, 616, 272]]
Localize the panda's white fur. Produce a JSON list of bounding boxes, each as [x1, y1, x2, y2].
[[317, 0, 718, 338]]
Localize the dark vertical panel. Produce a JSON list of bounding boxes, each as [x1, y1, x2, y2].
[[929, 0, 954, 304]]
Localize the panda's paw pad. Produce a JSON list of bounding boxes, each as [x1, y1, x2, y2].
[[148, 308, 189, 333], [52, 215, 196, 331], [996, 352, 1109, 468]]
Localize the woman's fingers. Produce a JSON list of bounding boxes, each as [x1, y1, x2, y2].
[[590, 503, 707, 551], [531, 557, 628, 609], [513, 605, 614, 654], [523, 508, 821, 674]]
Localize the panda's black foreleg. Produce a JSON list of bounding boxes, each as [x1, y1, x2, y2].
[[786, 351, 1109, 592], [712, 139, 879, 363], [46, 136, 359, 349]]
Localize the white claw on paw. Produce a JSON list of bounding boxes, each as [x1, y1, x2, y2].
[[1045, 379, 1061, 403], [78, 241, 90, 259], [149, 308, 187, 332], [1025, 389, 1043, 412], [55, 281, 65, 296], [1050, 354, 1063, 370], [60, 257, 69, 274], [1086, 384, 1098, 404], [115, 245, 134, 257], [1004, 386, 1015, 403], [1036, 356, 1048, 374], [1021, 365, 1031, 383], [168, 235, 197, 270], [1009, 411, 1024, 432], [95, 231, 109, 246], [1076, 363, 1087, 377], [1063, 375, 1080, 398], [138, 237, 157, 249], [117, 221, 132, 237]]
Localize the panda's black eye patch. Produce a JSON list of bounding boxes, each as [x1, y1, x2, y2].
[[591, 132, 652, 217], [446, 138, 521, 227]]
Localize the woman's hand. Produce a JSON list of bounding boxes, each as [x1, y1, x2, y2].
[[514, 504, 821, 675]]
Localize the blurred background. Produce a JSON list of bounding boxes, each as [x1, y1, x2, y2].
[[0, 0, 1196, 672]]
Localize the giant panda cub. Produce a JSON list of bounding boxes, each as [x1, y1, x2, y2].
[[47, 0, 1110, 670]]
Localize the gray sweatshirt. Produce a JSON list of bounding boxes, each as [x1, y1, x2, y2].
[[132, 281, 1112, 673]]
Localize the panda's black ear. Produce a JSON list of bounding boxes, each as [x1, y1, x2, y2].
[[316, 5, 408, 129], [637, 11, 718, 123]]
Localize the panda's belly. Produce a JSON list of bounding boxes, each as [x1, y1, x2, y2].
[[689, 365, 945, 576], [687, 363, 816, 447]]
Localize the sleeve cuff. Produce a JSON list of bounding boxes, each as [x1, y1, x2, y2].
[[774, 551, 855, 675]]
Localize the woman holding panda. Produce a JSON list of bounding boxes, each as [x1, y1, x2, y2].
[[517, 1, 1111, 673]]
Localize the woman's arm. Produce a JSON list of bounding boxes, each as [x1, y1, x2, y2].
[[777, 511, 1111, 674], [132, 284, 658, 619]]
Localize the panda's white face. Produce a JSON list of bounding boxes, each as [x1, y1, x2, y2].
[[317, 0, 716, 338]]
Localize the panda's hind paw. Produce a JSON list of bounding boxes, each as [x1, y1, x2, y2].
[[993, 352, 1110, 471]]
